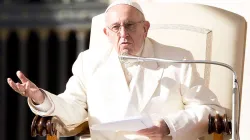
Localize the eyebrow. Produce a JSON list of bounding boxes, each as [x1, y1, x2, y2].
[[109, 20, 138, 26], [110, 22, 120, 26]]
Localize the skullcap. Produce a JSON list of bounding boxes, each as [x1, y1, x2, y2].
[[105, 0, 144, 15]]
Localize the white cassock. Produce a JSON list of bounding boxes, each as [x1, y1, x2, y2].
[[28, 37, 224, 140]]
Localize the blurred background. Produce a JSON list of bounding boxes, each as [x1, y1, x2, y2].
[[0, 0, 109, 140], [1, 0, 250, 140]]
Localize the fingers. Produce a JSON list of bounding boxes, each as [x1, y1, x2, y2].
[[16, 70, 29, 83], [16, 82, 26, 92], [7, 78, 19, 92], [148, 136, 162, 140], [16, 83, 27, 96], [137, 126, 156, 134], [137, 126, 165, 140], [7, 78, 27, 96]]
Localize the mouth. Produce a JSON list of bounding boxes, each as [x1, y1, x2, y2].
[[119, 43, 131, 54], [120, 41, 132, 47], [120, 43, 132, 51], [120, 42, 131, 45]]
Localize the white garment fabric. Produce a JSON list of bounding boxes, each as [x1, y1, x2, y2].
[[121, 43, 144, 87], [28, 37, 224, 140], [31, 93, 51, 112], [122, 64, 138, 86], [33, 66, 141, 111], [34, 45, 145, 111]]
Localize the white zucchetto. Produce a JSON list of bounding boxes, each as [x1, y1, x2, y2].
[[105, 0, 144, 15]]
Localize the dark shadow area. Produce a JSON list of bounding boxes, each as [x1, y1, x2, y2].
[[66, 30, 77, 80], [85, 29, 91, 50], [27, 30, 40, 84], [5, 30, 20, 140], [47, 30, 60, 94], [0, 1, 107, 140], [25, 30, 40, 140], [1, 28, 92, 140]]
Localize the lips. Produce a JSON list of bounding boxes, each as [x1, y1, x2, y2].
[[120, 42, 131, 45], [120, 43, 131, 48]]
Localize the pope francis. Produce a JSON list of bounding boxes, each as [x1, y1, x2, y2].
[[7, 0, 224, 140]]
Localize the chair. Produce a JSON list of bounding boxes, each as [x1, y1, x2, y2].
[[31, 2, 247, 140]]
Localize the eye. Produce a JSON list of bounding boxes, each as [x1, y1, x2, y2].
[[125, 23, 134, 29], [111, 25, 120, 31]]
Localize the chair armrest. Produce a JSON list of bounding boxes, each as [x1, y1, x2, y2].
[[31, 115, 90, 138], [31, 114, 229, 139], [208, 114, 231, 135]]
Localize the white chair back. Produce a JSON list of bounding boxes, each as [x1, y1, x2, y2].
[[89, 2, 247, 139]]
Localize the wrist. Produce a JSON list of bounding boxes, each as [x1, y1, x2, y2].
[[32, 98, 44, 105], [32, 89, 45, 105]]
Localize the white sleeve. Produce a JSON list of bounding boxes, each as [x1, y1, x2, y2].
[[28, 52, 89, 128], [28, 94, 52, 112], [163, 62, 225, 140]]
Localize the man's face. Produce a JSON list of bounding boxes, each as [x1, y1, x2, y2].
[[104, 5, 150, 55]]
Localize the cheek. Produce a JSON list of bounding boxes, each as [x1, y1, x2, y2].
[[108, 35, 120, 51], [132, 33, 145, 46], [108, 35, 119, 44]]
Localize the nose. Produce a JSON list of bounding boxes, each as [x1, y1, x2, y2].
[[119, 26, 129, 38]]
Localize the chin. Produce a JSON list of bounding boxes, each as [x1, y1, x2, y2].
[[120, 48, 130, 55]]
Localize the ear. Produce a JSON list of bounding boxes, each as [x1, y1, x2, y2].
[[103, 27, 108, 36], [143, 21, 150, 37]]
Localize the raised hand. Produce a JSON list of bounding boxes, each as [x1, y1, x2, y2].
[[7, 71, 45, 104]]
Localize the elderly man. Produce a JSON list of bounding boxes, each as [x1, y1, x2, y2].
[[7, 0, 224, 140]]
